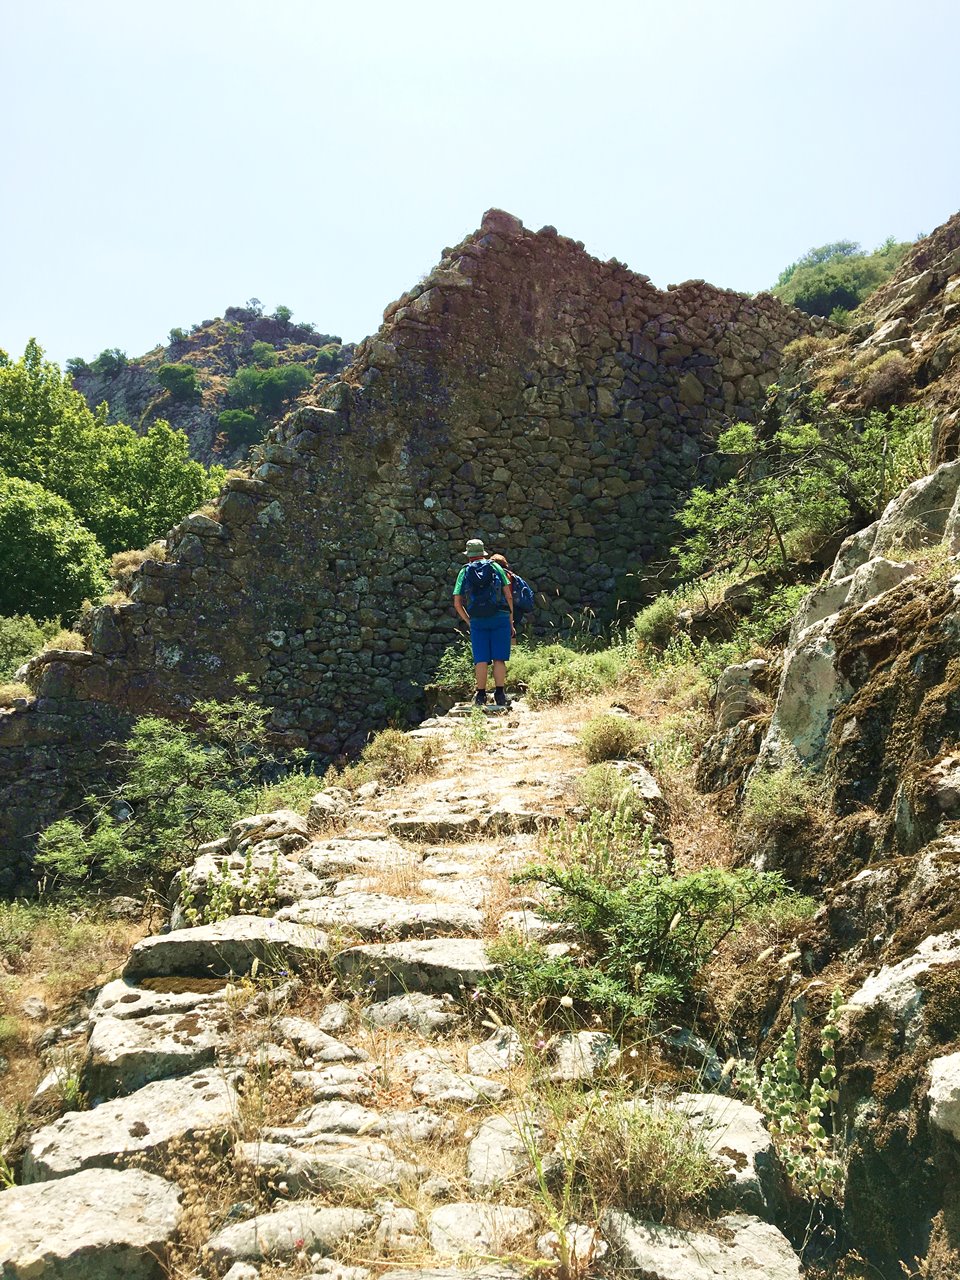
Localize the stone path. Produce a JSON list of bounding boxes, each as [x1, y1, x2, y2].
[[0, 699, 803, 1279]]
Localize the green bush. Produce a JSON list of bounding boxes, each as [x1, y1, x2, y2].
[[359, 728, 438, 785], [0, 476, 109, 619], [577, 764, 644, 817], [0, 614, 60, 679], [249, 341, 278, 368], [226, 363, 311, 413], [218, 409, 262, 447], [314, 343, 341, 373], [487, 819, 791, 1023], [742, 760, 817, 836], [773, 237, 912, 316], [37, 693, 277, 890], [580, 714, 643, 763], [513, 645, 629, 705], [631, 595, 682, 652], [156, 363, 201, 403], [91, 348, 127, 378]]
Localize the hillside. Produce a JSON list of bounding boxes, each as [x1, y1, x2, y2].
[[70, 304, 353, 465]]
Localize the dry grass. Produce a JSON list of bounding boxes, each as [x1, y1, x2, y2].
[[0, 681, 31, 707], [41, 628, 85, 653]]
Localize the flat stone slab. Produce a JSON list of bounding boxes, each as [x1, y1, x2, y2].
[[279, 891, 483, 940], [300, 837, 412, 878], [290, 1064, 376, 1101], [23, 1068, 238, 1181], [0, 1167, 182, 1279], [267, 1100, 446, 1145], [273, 1016, 368, 1063], [123, 916, 328, 981], [362, 992, 463, 1035], [388, 811, 486, 841], [410, 1068, 509, 1105], [90, 978, 226, 1022], [467, 1110, 543, 1190], [602, 1210, 801, 1279], [428, 1202, 537, 1256], [380, 1271, 522, 1280], [236, 1135, 415, 1192], [333, 938, 499, 998], [83, 1005, 231, 1099], [207, 1204, 374, 1263]]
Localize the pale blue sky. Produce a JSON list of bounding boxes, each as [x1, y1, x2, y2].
[[2, 0, 958, 368]]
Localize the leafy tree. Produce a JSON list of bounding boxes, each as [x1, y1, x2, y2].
[[37, 693, 277, 890], [0, 475, 109, 619], [0, 340, 223, 555], [92, 348, 127, 378], [314, 343, 341, 373], [156, 362, 201, 403], [65, 356, 90, 376], [674, 402, 931, 576], [273, 304, 293, 324], [218, 408, 262, 447], [168, 327, 188, 345], [773, 238, 912, 317]]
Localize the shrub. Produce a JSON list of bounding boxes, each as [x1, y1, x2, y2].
[[577, 764, 644, 816], [742, 759, 817, 836], [42, 628, 85, 652], [110, 541, 167, 593], [359, 727, 438, 785], [156, 362, 201, 403], [518, 646, 629, 705], [314, 343, 341, 373], [64, 356, 90, 376], [856, 350, 912, 408], [431, 642, 476, 695], [487, 837, 791, 1023], [580, 713, 643, 763], [782, 334, 833, 365], [249, 341, 278, 368], [631, 594, 682, 651], [0, 681, 31, 707], [218, 409, 262, 447], [168, 327, 188, 346], [91, 348, 127, 378], [0, 614, 59, 679], [37, 693, 276, 890]]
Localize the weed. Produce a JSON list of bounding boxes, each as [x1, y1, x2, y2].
[[580, 713, 643, 763], [41, 628, 85, 652], [455, 706, 491, 751], [576, 764, 644, 817], [358, 728, 438, 785], [0, 681, 31, 707], [178, 847, 281, 925], [743, 758, 818, 836]]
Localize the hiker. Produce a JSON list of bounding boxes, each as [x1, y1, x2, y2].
[[489, 554, 535, 633], [453, 538, 514, 707]]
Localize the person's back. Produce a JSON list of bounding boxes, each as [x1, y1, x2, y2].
[[453, 539, 514, 706], [490, 554, 534, 632]]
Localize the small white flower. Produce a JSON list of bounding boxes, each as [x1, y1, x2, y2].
[[559, 995, 574, 1009]]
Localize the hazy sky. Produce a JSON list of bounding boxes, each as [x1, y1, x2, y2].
[[2, 0, 958, 367]]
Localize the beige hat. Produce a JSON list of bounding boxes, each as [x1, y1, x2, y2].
[[462, 538, 488, 559]]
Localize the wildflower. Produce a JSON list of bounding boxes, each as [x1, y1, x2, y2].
[[559, 995, 574, 1009]]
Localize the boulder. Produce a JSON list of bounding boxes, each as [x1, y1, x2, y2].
[[671, 1093, 784, 1218], [602, 1209, 801, 1279], [361, 992, 463, 1035], [467, 1111, 542, 1190], [928, 1051, 960, 1141], [0, 1167, 182, 1279], [90, 978, 225, 1022], [273, 1016, 368, 1063], [467, 1027, 523, 1075], [235, 1135, 415, 1192], [123, 916, 328, 981], [23, 1068, 238, 1181], [410, 1068, 508, 1105], [545, 1031, 620, 1081], [714, 659, 769, 731], [873, 458, 960, 555], [844, 931, 960, 1048]]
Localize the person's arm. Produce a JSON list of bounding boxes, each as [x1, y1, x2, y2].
[[453, 593, 470, 624], [504, 582, 516, 634]]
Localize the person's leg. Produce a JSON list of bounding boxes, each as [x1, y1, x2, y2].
[[490, 615, 511, 705], [470, 619, 493, 703]]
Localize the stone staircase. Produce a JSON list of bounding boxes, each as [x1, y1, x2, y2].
[[0, 700, 804, 1279]]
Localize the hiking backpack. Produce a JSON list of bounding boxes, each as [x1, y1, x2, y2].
[[461, 559, 505, 617], [509, 572, 535, 625]]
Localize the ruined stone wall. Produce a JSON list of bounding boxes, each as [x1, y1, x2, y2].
[[0, 210, 812, 881]]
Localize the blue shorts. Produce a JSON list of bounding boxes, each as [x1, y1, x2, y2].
[[470, 613, 511, 664]]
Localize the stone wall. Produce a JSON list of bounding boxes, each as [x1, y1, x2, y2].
[[0, 209, 812, 881]]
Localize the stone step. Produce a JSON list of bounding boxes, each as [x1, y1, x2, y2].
[[23, 1067, 238, 1182], [206, 1204, 375, 1267], [123, 915, 328, 982], [333, 937, 500, 998], [0, 1167, 182, 1279], [83, 1003, 230, 1100], [602, 1210, 801, 1280], [278, 891, 483, 940]]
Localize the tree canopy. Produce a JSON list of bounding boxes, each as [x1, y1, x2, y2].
[[0, 339, 223, 557], [0, 475, 110, 618], [773, 238, 912, 318]]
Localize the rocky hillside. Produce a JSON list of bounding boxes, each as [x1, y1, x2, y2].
[[71, 306, 352, 465]]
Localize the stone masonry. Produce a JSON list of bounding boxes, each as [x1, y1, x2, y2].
[[0, 210, 812, 882]]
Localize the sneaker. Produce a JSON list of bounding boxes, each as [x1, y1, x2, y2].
[[494, 687, 508, 707], [474, 689, 488, 706]]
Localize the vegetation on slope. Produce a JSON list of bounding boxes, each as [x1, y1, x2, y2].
[[772, 236, 913, 323], [0, 340, 223, 619]]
